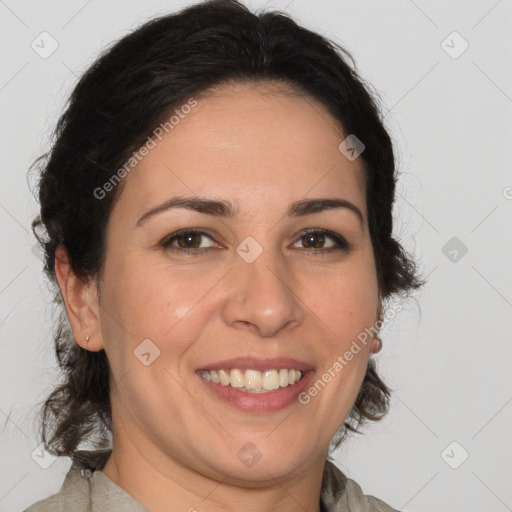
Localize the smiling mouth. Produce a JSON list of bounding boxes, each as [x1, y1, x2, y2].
[[198, 368, 305, 394]]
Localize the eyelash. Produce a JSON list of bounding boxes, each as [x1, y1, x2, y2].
[[159, 228, 350, 256]]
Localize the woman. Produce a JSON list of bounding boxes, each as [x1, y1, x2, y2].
[[26, 0, 424, 510]]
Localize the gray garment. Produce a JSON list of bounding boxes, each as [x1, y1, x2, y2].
[[24, 450, 400, 512]]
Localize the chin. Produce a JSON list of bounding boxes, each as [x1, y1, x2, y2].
[[209, 437, 314, 484]]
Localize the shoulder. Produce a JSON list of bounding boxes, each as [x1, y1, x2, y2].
[[321, 460, 401, 512], [23, 462, 92, 512], [23, 449, 120, 512]]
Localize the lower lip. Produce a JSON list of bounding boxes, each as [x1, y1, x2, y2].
[[196, 371, 315, 413]]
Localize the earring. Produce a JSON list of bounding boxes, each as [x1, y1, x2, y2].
[[84, 335, 90, 349], [371, 336, 382, 354]]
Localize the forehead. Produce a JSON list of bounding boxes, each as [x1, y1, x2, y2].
[[117, 81, 367, 220]]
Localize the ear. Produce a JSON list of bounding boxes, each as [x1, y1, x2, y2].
[[54, 245, 103, 351], [376, 300, 383, 326], [371, 296, 384, 354]]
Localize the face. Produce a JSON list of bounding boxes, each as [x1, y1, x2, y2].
[[92, 81, 380, 483]]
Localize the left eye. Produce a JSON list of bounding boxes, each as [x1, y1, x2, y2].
[[292, 229, 349, 253]]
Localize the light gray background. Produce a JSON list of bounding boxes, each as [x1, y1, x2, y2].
[[1, 1, 511, 511]]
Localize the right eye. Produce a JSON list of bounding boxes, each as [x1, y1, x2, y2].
[[160, 229, 218, 255]]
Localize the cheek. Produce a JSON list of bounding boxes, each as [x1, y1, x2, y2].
[[99, 253, 220, 353], [307, 259, 379, 346], [303, 264, 377, 420]]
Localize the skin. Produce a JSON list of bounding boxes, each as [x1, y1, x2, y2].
[[55, 81, 382, 512]]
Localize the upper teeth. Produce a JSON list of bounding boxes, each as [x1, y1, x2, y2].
[[199, 368, 303, 393]]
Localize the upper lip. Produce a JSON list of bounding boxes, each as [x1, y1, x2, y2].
[[197, 356, 315, 372]]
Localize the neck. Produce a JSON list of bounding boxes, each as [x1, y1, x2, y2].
[[102, 425, 327, 512]]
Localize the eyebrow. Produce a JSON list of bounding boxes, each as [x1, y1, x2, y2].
[[135, 195, 365, 228]]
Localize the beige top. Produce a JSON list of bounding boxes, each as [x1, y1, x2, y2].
[[24, 450, 400, 512]]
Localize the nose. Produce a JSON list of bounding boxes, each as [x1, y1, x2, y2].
[[221, 244, 305, 338]]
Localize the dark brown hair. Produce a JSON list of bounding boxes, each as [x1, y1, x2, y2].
[[31, 0, 424, 462]]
